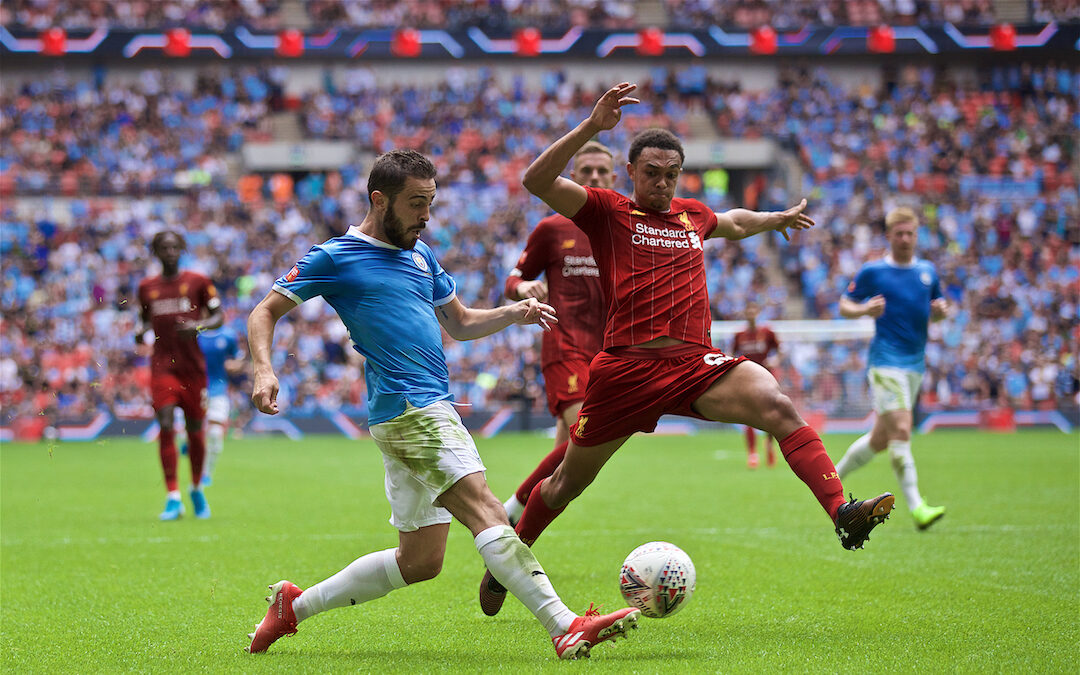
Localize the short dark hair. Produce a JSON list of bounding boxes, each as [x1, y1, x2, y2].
[[627, 129, 685, 166], [150, 230, 185, 255], [367, 150, 437, 205]]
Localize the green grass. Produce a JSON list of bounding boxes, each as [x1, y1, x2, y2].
[[2, 429, 1077, 673]]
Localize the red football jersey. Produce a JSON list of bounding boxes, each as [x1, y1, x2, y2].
[[571, 187, 718, 350], [137, 270, 219, 379], [732, 326, 779, 365], [507, 214, 605, 366]]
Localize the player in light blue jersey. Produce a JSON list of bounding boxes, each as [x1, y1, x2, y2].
[[837, 207, 949, 530], [243, 150, 641, 659], [196, 324, 244, 486]]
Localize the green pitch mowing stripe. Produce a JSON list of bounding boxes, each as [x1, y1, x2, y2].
[[2, 429, 1077, 672]]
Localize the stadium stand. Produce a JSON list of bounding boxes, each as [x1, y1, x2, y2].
[[0, 19, 1076, 437]]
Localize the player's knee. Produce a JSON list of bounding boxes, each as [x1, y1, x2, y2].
[[400, 554, 443, 583], [891, 427, 912, 442], [759, 388, 799, 431]]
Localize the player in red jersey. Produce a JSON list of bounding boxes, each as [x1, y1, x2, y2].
[[480, 84, 894, 611], [731, 302, 780, 469], [499, 141, 613, 526], [136, 230, 223, 520]]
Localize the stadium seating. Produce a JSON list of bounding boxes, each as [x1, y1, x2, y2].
[[1, 60, 1076, 432]]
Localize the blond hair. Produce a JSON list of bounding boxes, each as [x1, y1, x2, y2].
[[575, 141, 613, 159], [885, 207, 919, 232]]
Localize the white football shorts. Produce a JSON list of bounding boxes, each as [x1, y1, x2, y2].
[[369, 400, 485, 532], [205, 394, 230, 425], [868, 366, 924, 414]]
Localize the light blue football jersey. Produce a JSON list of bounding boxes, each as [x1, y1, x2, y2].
[[844, 256, 942, 373], [198, 326, 241, 397], [273, 227, 457, 425]]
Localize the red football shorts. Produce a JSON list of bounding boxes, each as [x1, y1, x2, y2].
[[151, 372, 207, 420], [542, 358, 592, 417], [570, 344, 746, 447]]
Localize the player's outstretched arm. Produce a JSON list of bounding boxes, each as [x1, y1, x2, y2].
[[505, 275, 549, 302], [523, 82, 639, 218], [436, 297, 557, 341], [247, 290, 296, 415], [840, 294, 886, 319], [711, 199, 815, 241]]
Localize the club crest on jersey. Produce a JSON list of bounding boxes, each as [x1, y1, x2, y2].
[[411, 252, 429, 273], [920, 270, 932, 286], [677, 212, 693, 231], [285, 265, 300, 282], [575, 415, 588, 436], [567, 373, 579, 394], [562, 239, 576, 249]]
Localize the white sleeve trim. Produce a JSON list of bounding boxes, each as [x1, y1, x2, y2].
[[433, 291, 456, 307], [272, 284, 304, 305]]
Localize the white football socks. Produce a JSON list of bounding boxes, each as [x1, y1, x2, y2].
[[887, 440, 923, 511], [474, 525, 575, 637], [292, 548, 406, 623], [502, 494, 525, 524], [836, 433, 876, 479], [203, 424, 225, 480]]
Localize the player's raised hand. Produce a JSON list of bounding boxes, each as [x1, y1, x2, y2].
[[864, 295, 886, 318], [251, 371, 281, 415], [518, 279, 549, 302], [587, 82, 640, 131], [774, 199, 815, 241], [513, 298, 559, 331]]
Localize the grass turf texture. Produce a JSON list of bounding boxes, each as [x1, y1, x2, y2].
[[2, 429, 1077, 673]]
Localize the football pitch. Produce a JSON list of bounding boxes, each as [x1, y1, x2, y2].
[[2, 428, 1077, 673]]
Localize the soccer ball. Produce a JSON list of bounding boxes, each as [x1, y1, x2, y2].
[[619, 541, 696, 619]]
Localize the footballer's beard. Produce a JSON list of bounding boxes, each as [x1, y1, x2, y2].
[[382, 205, 421, 249]]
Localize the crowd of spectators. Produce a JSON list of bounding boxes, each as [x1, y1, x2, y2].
[[16, 0, 1080, 31], [663, 0, 998, 30], [1, 66, 286, 196], [1, 61, 1076, 438], [305, 0, 637, 31], [1, 0, 282, 30]]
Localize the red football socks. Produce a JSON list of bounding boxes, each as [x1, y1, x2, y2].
[[187, 428, 206, 487], [514, 442, 568, 505], [779, 425, 847, 520], [159, 427, 178, 492], [514, 479, 566, 547]]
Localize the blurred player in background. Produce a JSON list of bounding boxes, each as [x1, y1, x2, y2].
[[837, 207, 948, 530], [196, 322, 245, 486], [500, 141, 612, 526], [481, 82, 896, 616], [244, 150, 640, 660], [136, 230, 222, 520], [731, 301, 780, 469]]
